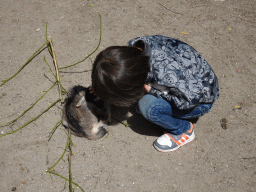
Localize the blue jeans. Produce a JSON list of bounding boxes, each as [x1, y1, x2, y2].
[[138, 94, 214, 135]]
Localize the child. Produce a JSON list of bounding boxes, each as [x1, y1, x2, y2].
[[91, 35, 219, 152]]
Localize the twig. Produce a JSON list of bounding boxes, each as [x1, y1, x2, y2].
[[68, 129, 73, 192], [120, 121, 131, 127], [45, 22, 48, 43], [48, 120, 62, 141], [242, 157, 256, 160], [59, 12, 102, 69], [0, 82, 57, 127], [45, 22, 53, 57], [0, 98, 61, 137], [48, 37, 63, 101], [111, 116, 131, 127], [102, 132, 110, 141], [0, 42, 48, 87], [46, 171, 85, 192], [157, 3, 183, 15], [58, 70, 92, 74], [44, 57, 67, 95], [44, 56, 56, 79], [47, 135, 69, 171], [44, 74, 55, 83]]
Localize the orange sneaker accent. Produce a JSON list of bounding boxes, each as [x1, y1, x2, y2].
[[166, 133, 181, 145], [181, 133, 189, 140], [187, 123, 193, 133], [180, 138, 185, 143]]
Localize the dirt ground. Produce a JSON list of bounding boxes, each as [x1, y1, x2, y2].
[[0, 0, 255, 191]]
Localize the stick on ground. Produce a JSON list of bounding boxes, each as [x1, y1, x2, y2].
[[48, 37, 63, 101]]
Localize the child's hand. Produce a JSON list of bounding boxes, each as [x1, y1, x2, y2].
[[144, 84, 151, 93], [89, 87, 95, 94]]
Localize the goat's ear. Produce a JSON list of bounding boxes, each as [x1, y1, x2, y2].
[[78, 90, 86, 97], [76, 96, 86, 107], [133, 40, 145, 52]]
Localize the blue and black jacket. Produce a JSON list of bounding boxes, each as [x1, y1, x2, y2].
[[127, 35, 219, 110]]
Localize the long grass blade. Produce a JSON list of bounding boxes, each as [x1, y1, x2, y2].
[[0, 42, 48, 87], [46, 171, 85, 192], [48, 120, 62, 140], [47, 135, 69, 171], [48, 37, 63, 101], [0, 98, 61, 137], [68, 129, 73, 192], [44, 58, 67, 95], [0, 82, 57, 127], [59, 12, 102, 69]]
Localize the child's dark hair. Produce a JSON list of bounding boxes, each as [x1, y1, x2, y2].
[[92, 45, 150, 107]]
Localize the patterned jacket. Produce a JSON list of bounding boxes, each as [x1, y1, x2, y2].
[[127, 35, 219, 110]]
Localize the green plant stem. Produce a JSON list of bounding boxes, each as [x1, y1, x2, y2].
[[120, 121, 131, 127], [44, 57, 57, 79], [59, 12, 102, 69], [45, 22, 48, 42], [47, 135, 69, 171], [0, 82, 57, 127], [46, 171, 84, 192], [0, 42, 48, 87], [45, 22, 53, 57], [44, 57, 67, 95], [102, 132, 109, 141], [111, 116, 131, 127], [0, 98, 61, 137], [68, 129, 73, 192], [48, 120, 62, 140], [48, 37, 62, 101]]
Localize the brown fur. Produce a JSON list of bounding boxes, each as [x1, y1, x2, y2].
[[62, 86, 107, 140]]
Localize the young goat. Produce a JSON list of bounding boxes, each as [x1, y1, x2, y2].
[[62, 85, 107, 140]]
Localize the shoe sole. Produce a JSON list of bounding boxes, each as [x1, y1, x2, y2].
[[153, 131, 195, 152]]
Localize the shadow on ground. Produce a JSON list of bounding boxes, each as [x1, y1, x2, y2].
[[110, 104, 199, 137]]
